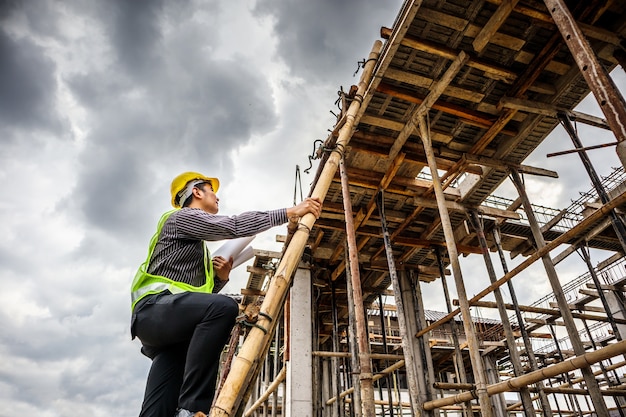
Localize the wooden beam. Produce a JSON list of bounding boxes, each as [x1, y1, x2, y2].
[[388, 51, 469, 162], [463, 153, 559, 178], [394, 236, 483, 255], [499, 96, 611, 129], [376, 82, 518, 136], [485, 0, 624, 46], [381, 27, 516, 82], [525, 318, 565, 326], [473, 0, 519, 53], [348, 131, 485, 174], [411, 195, 521, 220]]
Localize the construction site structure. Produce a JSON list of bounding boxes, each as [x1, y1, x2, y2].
[[208, 1, 626, 416]]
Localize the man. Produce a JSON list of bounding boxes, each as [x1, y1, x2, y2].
[[131, 172, 322, 417]]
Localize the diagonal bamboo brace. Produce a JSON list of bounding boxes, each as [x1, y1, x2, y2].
[[209, 40, 383, 417]]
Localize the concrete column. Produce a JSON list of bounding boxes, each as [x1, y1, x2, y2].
[[286, 266, 313, 417], [483, 354, 508, 417]]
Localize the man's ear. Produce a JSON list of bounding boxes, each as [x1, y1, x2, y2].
[[192, 187, 203, 199]]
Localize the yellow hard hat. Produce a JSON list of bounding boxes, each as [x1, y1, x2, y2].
[[170, 171, 220, 208]]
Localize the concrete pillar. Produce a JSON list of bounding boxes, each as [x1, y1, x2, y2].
[[483, 354, 508, 417], [286, 266, 313, 417]]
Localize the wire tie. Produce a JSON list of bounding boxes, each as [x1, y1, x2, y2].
[[258, 311, 273, 322]]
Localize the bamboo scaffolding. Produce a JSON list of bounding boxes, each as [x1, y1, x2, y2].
[[453, 299, 626, 325], [423, 339, 626, 410], [244, 367, 286, 417], [415, 188, 626, 338], [511, 168, 608, 417], [208, 41, 383, 417], [467, 210, 536, 417], [418, 112, 494, 416], [326, 360, 405, 406], [506, 360, 626, 411]]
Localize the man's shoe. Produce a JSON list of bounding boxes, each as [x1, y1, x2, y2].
[[174, 409, 207, 417]]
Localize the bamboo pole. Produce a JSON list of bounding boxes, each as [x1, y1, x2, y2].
[[244, 367, 287, 417], [507, 360, 626, 411], [423, 339, 626, 410], [326, 360, 406, 406], [340, 157, 374, 417], [209, 41, 383, 417]]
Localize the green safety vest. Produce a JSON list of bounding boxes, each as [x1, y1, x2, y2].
[[130, 209, 215, 311]]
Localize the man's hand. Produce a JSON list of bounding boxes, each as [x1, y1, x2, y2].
[[287, 197, 322, 220], [213, 255, 233, 282]]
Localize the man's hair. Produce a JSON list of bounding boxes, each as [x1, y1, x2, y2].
[[182, 182, 208, 208]]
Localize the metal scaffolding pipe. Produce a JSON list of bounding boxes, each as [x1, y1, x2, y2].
[[344, 245, 362, 417], [558, 112, 626, 253], [423, 339, 626, 410]]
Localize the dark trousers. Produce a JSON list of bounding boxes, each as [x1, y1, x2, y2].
[[132, 291, 239, 417]]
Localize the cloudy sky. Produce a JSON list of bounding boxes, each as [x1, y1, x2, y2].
[[1, 1, 624, 415]]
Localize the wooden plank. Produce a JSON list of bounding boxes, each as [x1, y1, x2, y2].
[[359, 114, 454, 143], [376, 82, 518, 136], [388, 51, 469, 162], [381, 28, 517, 83], [383, 68, 485, 103], [473, 0, 519, 53]]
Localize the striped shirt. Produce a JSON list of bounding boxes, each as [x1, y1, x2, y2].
[[147, 207, 288, 291]]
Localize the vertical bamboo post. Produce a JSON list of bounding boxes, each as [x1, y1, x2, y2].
[[418, 114, 494, 417], [340, 157, 375, 417], [466, 211, 536, 417], [209, 41, 382, 417], [543, 0, 626, 170], [509, 168, 609, 417]]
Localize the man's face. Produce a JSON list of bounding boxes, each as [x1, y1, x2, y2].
[[197, 182, 219, 214]]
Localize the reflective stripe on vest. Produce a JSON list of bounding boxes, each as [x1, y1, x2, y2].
[[130, 209, 215, 311]]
